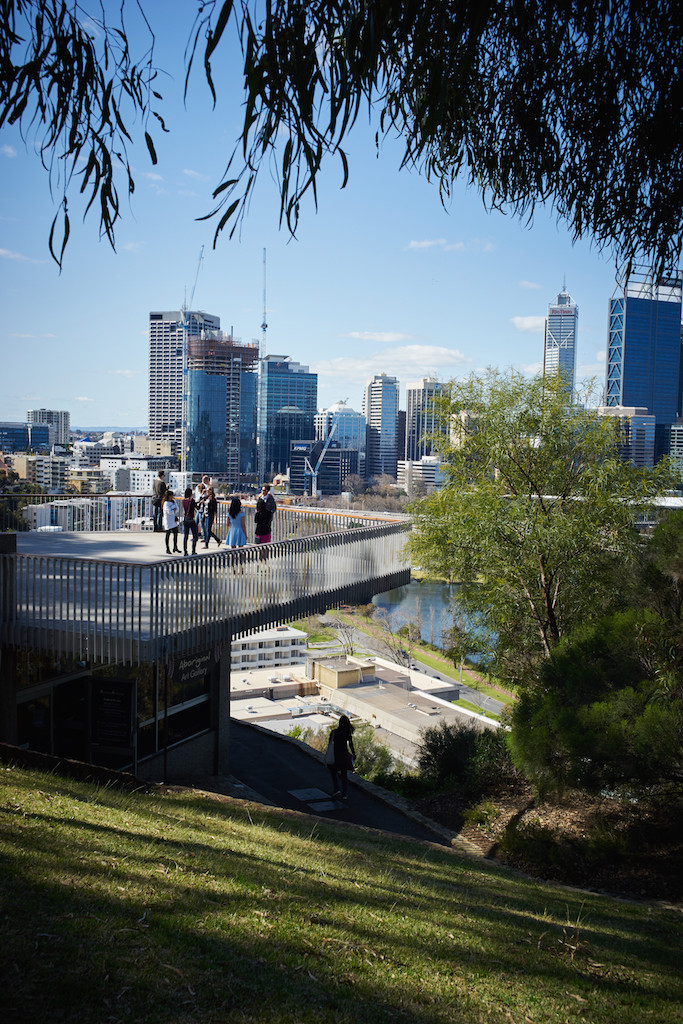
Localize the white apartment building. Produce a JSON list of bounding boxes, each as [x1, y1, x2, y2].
[[397, 456, 446, 495], [27, 408, 71, 447], [231, 624, 308, 671]]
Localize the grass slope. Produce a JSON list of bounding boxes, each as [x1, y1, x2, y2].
[[1, 765, 681, 1024]]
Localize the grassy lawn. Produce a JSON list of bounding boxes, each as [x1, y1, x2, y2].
[[405, 651, 513, 704], [453, 697, 500, 721], [1, 765, 681, 1024]]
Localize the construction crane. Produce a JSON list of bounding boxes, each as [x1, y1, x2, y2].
[[260, 247, 267, 359], [304, 418, 338, 498], [181, 246, 204, 470]]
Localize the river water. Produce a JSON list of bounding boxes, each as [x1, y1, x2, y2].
[[372, 580, 459, 648]]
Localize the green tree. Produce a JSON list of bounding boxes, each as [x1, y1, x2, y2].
[[2, 2, 682, 266], [509, 610, 683, 796], [408, 370, 668, 684]]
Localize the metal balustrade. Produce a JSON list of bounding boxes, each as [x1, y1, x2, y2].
[[0, 492, 406, 539], [0, 521, 411, 665]]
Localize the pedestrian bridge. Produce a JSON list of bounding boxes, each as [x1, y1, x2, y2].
[[0, 503, 411, 666]]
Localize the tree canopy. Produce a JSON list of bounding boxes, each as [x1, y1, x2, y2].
[[2, 1, 682, 267], [407, 369, 669, 684]]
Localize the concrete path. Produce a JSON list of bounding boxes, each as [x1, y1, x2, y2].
[[214, 719, 461, 849]]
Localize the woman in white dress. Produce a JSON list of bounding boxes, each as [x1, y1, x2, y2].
[[162, 490, 180, 554]]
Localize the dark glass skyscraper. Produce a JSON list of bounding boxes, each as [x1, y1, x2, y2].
[[257, 356, 318, 480], [185, 334, 259, 483], [606, 266, 683, 461]]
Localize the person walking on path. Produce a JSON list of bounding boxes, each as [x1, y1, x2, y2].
[[162, 490, 180, 554], [255, 484, 276, 544], [327, 714, 356, 801], [225, 497, 247, 548], [181, 487, 199, 555], [200, 485, 221, 548], [152, 470, 166, 532]]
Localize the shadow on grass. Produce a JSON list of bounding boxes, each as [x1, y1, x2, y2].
[[1, 768, 681, 1024]]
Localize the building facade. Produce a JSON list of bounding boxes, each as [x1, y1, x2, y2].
[[27, 408, 71, 447], [257, 356, 318, 480], [597, 406, 656, 468], [405, 377, 443, 461], [185, 333, 259, 483], [0, 422, 52, 452], [231, 624, 308, 671], [148, 309, 221, 459], [605, 266, 683, 461], [543, 285, 578, 394], [289, 439, 359, 496], [315, 401, 366, 476], [363, 374, 399, 478]]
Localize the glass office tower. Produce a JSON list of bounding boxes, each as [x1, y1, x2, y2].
[[257, 356, 318, 480], [606, 266, 683, 461], [543, 285, 578, 396], [363, 373, 399, 478], [405, 377, 443, 461], [185, 334, 259, 483]]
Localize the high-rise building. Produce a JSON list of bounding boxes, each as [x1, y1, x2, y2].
[[185, 333, 259, 483], [597, 406, 656, 468], [315, 401, 366, 475], [27, 408, 70, 447], [363, 374, 399, 478], [148, 309, 220, 459], [257, 356, 318, 480], [289, 439, 359, 496], [543, 285, 578, 394], [605, 266, 683, 461], [405, 377, 443, 461]]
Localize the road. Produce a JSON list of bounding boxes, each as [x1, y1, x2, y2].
[[318, 618, 505, 717]]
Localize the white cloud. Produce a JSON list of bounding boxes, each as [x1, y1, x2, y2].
[[183, 168, 210, 182], [313, 344, 472, 389], [406, 238, 448, 250], [519, 279, 541, 290], [343, 331, 414, 343], [406, 237, 493, 253], [143, 171, 164, 181], [75, 396, 95, 403], [108, 369, 138, 379], [178, 189, 200, 198], [1, 144, 17, 158], [0, 248, 44, 264], [522, 361, 544, 375], [122, 242, 142, 252], [595, 350, 605, 363], [510, 315, 546, 334]]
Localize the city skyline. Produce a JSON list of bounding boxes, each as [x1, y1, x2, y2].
[[0, 12, 632, 429]]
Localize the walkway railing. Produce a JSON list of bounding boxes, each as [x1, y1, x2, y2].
[[0, 522, 411, 665], [0, 492, 405, 539]]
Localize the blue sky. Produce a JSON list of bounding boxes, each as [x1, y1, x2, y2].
[[1, 2, 619, 429]]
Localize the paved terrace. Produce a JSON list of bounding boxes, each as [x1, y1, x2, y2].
[[0, 507, 411, 666]]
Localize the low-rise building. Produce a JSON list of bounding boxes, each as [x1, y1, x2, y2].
[[230, 624, 308, 671]]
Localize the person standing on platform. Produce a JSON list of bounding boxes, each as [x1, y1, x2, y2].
[[181, 487, 199, 556], [225, 497, 247, 548], [255, 484, 276, 544], [152, 470, 166, 532], [201, 485, 221, 548], [162, 490, 180, 554]]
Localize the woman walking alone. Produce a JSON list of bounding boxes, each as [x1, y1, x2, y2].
[[327, 714, 356, 801], [200, 485, 221, 548]]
